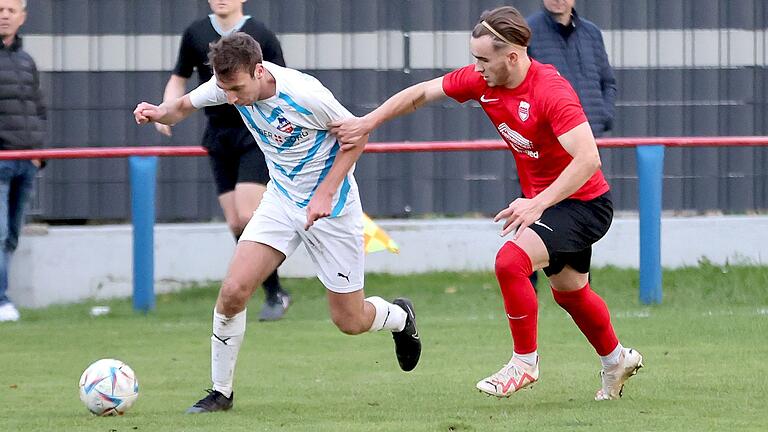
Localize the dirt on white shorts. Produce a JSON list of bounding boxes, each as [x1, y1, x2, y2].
[[239, 187, 365, 293]]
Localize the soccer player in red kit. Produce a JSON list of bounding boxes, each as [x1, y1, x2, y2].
[[330, 5, 643, 401]]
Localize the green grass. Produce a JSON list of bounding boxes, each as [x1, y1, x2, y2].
[[2, 265, 767, 431]]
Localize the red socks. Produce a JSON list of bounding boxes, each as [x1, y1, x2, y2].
[[495, 242, 538, 355], [551, 283, 619, 356], [495, 242, 620, 357]]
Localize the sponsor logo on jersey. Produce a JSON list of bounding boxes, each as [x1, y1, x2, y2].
[[248, 122, 309, 146], [498, 123, 539, 159], [518, 101, 530, 122]]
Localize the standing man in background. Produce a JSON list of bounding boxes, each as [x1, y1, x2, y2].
[[527, 0, 617, 137], [526, 0, 617, 289], [0, 0, 44, 322], [157, 0, 290, 321]]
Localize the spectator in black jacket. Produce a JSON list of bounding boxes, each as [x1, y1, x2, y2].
[[526, 0, 617, 290], [0, 0, 45, 322], [156, 0, 291, 321], [527, 0, 617, 137]]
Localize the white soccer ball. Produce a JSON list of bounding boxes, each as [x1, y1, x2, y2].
[[78, 358, 139, 416]]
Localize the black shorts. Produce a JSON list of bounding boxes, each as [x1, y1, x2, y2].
[[202, 124, 270, 195], [528, 192, 613, 277]]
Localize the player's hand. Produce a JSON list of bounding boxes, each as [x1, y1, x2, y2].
[[338, 133, 369, 153], [133, 102, 166, 125], [494, 198, 545, 239], [154, 123, 173, 137], [329, 116, 372, 151], [304, 191, 333, 230]]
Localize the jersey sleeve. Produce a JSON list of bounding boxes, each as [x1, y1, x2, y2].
[[541, 75, 589, 136], [442, 65, 485, 103], [294, 77, 354, 129], [188, 76, 227, 108], [172, 27, 196, 78]]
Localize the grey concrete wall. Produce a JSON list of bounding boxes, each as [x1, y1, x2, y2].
[[15, 0, 768, 221], [7, 215, 767, 308]]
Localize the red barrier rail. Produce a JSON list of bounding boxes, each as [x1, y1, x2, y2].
[[366, 136, 768, 152], [1, 136, 767, 160], [1, 137, 765, 308]]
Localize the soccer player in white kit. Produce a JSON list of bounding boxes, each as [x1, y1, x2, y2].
[[133, 33, 421, 413]]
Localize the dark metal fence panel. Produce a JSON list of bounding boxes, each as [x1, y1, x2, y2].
[[18, 0, 768, 221]]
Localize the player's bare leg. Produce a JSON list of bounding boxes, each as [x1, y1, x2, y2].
[[327, 290, 421, 371], [186, 241, 285, 413], [220, 184, 291, 321]]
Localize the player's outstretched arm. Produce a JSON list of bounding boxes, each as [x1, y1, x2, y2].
[[154, 75, 188, 136], [304, 134, 368, 230], [329, 76, 446, 149], [133, 94, 197, 127]]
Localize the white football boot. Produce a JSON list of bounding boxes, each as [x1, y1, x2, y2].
[[595, 348, 643, 401], [476, 356, 539, 397]]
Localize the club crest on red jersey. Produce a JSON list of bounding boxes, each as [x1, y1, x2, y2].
[[518, 101, 530, 122]]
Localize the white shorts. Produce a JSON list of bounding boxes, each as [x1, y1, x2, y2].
[[240, 187, 365, 293]]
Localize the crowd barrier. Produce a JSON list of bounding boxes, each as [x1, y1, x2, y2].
[[2, 136, 766, 311]]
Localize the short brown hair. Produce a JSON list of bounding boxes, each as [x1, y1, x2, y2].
[[471, 6, 531, 49], [208, 32, 264, 79]]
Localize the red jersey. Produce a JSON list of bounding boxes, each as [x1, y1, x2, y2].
[[442, 60, 609, 201]]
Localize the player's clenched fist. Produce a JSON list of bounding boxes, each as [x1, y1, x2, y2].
[[133, 102, 167, 125]]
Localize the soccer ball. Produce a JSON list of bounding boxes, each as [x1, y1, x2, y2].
[[78, 358, 139, 416]]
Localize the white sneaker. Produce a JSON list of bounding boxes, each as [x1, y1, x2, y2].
[[476, 357, 539, 397], [595, 348, 643, 401], [0, 302, 20, 322]]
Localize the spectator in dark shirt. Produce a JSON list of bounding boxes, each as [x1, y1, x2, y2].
[[157, 0, 290, 321]]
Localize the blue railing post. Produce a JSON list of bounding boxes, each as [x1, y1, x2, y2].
[[129, 156, 157, 312], [636, 145, 664, 304]]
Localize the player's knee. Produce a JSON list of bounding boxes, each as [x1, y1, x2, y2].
[[495, 242, 533, 280], [219, 277, 252, 311]]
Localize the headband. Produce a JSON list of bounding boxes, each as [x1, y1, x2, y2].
[[481, 20, 527, 49]]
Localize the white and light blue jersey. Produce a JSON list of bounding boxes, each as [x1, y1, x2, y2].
[[189, 62, 358, 216]]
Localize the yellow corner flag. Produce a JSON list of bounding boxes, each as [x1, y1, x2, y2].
[[363, 213, 399, 254]]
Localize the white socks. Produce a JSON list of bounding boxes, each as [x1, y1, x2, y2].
[[511, 345, 624, 370], [365, 296, 407, 332], [600, 343, 624, 368], [211, 308, 247, 398], [513, 351, 538, 367]]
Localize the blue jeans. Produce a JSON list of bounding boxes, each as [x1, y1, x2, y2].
[[0, 160, 37, 305]]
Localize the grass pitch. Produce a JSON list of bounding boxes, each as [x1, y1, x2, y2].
[[2, 265, 767, 431]]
